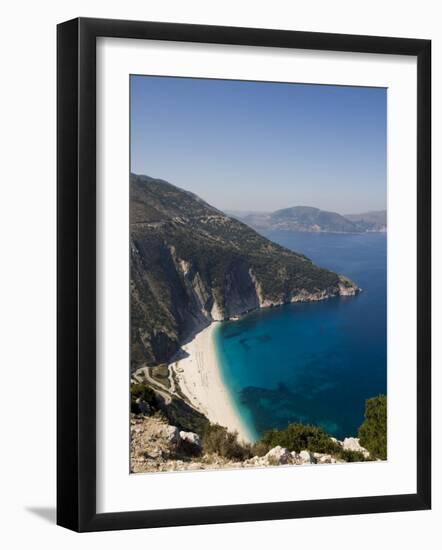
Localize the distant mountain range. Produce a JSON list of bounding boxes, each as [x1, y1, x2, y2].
[[229, 206, 386, 233], [344, 210, 387, 232]]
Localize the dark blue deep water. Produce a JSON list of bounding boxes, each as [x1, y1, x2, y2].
[[215, 231, 387, 442]]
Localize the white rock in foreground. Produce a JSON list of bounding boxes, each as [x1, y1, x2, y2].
[[313, 453, 333, 464], [342, 437, 370, 458], [299, 450, 316, 464], [164, 425, 180, 445], [179, 431, 202, 448], [265, 446, 292, 465]]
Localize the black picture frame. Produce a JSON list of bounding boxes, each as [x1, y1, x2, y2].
[[57, 17, 431, 532]]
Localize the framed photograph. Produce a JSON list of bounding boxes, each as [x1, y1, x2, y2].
[[57, 17, 431, 532]]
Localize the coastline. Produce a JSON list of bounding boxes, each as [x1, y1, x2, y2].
[[170, 322, 252, 443]]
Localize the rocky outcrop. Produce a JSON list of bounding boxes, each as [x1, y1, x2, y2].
[[130, 415, 366, 473], [342, 437, 370, 458], [264, 446, 292, 465], [298, 450, 316, 464], [244, 447, 332, 467], [338, 276, 360, 296], [131, 415, 201, 470]]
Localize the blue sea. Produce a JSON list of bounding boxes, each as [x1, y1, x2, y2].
[[214, 231, 387, 442]]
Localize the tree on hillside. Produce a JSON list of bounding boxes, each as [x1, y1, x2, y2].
[[358, 395, 387, 460]]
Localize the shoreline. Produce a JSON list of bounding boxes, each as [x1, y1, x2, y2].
[[170, 322, 253, 443]]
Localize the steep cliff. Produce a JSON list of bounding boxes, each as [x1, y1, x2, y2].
[[130, 174, 358, 370]]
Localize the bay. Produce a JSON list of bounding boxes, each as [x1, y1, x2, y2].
[[215, 231, 387, 442]]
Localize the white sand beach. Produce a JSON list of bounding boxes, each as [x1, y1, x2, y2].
[[170, 323, 252, 443]]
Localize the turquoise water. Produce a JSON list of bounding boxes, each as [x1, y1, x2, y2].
[[214, 231, 387, 442]]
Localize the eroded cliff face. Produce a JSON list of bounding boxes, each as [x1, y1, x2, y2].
[[130, 174, 359, 371]]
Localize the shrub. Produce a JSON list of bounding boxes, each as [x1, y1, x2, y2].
[[163, 396, 209, 438], [202, 424, 252, 460], [259, 423, 341, 455], [130, 383, 157, 414], [336, 449, 366, 462], [358, 395, 387, 460], [251, 441, 270, 457]]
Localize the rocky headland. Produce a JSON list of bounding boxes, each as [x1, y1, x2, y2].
[[130, 173, 360, 372]]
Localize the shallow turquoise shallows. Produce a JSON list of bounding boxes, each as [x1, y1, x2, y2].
[[214, 231, 387, 442]]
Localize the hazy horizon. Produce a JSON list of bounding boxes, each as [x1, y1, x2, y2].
[[130, 172, 386, 216], [131, 76, 386, 214], [222, 206, 387, 216]]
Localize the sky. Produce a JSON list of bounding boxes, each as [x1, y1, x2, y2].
[[130, 75, 386, 214]]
